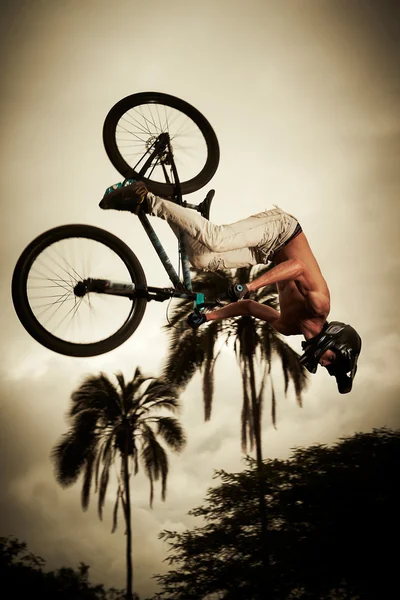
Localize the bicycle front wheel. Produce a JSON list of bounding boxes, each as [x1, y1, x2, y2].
[[12, 225, 147, 357], [103, 92, 220, 196]]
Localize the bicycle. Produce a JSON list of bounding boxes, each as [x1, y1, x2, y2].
[[12, 92, 222, 357]]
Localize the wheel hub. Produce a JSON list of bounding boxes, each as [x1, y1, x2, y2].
[[74, 281, 87, 297], [145, 133, 172, 164]]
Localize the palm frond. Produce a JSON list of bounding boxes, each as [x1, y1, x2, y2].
[[140, 396, 180, 414], [70, 409, 100, 442], [69, 374, 122, 422], [202, 357, 215, 422], [240, 362, 252, 453], [162, 298, 192, 329], [141, 427, 158, 507], [115, 371, 135, 415], [272, 337, 291, 395], [256, 361, 268, 431], [260, 322, 274, 373], [158, 445, 169, 502], [51, 433, 87, 486], [94, 446, 102, 493], [140, 425, 171, 506], [147, 472, 154, 507], [272, 336, 308, 405], [133, 446, 139, 475], [141, 378, 179, 406], [115, 372, 125, 395], [81, 449, 96, 510], [235, 316, 259, 363], [156, 416, 186, 451], [234, 266, 253, 283], [162, 327, 204, 387], [192, 269, 233, 299], [270, 377, 277, 429], [97, 434, 114, 520], [201, 321, 219, 421], [128, 366, 150, 399], [111, 485, 122, 534]]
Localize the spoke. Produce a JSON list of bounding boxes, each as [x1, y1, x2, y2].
[[155, 103, 164, 133], [25, 235, 139, 346], [51, 296, 85, 335], [33, 290, 75, 322], [146, 103, 160, 133], [53, 243, 85, 282], [164, 103, 170, 136], [114, 101, 209, 185], [31, 262, 75, 293], [134, 105, 160, 134], [29, 293, 76, 300], [120, 111, 151, 135], [117, 122, 151, 143]]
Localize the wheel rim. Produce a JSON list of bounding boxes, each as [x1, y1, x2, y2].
[[114, 100, 209, 188], [24, 236, 138, 347]]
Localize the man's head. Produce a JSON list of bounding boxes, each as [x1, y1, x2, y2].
[[299, 321, 362, 394]]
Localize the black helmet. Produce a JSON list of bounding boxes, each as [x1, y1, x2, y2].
[[299, 321, 362, 394]]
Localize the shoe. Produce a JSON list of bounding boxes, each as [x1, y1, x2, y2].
[[196, 190, 215, 220], [187, 310, 207, 329], [227, 283, 249, 302], [99, 180, 149, 214]]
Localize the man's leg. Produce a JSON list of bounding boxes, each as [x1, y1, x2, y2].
[[100, 181, 297, 272], [179, 230, 261, 271], [147, 193, 294, 254]]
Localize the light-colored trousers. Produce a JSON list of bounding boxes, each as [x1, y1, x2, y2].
[[147, 193, 298, 272]]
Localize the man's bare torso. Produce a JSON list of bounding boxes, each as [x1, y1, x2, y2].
[[272, 232, 330, 336]]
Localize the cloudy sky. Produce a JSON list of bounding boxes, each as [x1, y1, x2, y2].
[[1, 0, 399, 597]]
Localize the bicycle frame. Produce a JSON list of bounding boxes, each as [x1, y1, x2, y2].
[[104, 133, 207, 311]]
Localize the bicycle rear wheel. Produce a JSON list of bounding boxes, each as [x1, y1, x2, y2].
[[12, 225, 147, 357], [103, 92, 220, 197]]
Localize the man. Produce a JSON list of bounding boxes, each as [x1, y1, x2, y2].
[[100, 181, 361, 394]]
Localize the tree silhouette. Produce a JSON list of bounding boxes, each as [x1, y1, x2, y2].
[[51, 368, 186, 600], [0, 535, 127, 598], [162, 266, 307, 590], [153, 428, 399, 600]]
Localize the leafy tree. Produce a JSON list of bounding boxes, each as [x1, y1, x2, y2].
[[52, 369, 186, 600], [0, 535, 127, 599], [153, 428, 398, 600], [163, 266, 308, 590]]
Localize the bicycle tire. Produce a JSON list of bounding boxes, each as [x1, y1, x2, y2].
[[103, 91, 220, 196], [12, 224, 147, 357]]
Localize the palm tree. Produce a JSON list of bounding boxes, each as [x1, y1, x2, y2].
[[51, 368, 186, 600], [162, 265, 308, 592]]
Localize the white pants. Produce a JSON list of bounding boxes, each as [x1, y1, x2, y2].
[[147, 193, 299, 272]]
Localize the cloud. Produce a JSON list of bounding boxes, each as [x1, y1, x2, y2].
[[1, 0, 400, 597]]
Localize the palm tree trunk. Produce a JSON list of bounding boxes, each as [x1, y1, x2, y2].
[[248, 357, 269, 596], [122, 442, 134, 600]]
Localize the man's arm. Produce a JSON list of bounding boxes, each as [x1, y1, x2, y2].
[[206, 299, 281, 326], [246, 258, 329, 316]]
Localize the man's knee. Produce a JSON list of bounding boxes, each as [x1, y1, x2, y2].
[[200, 224, 226, 253]]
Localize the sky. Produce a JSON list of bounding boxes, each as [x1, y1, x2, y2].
[[1, 0, 399, 597]]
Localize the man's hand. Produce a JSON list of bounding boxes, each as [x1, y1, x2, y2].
[[227, 283, 250, 302]]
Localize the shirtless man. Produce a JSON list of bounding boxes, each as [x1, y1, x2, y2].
[[100, 181, 362, 394]]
